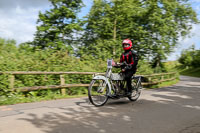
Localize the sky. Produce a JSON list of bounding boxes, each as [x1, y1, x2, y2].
[[0, 0, 200, 61]]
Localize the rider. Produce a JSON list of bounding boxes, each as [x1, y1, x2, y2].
[[119, 39, 139, 95]]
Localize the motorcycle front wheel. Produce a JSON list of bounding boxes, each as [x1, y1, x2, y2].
[[88, 79, 109, 107]]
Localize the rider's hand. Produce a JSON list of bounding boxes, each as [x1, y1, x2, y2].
[[112, 60, 116, 66], [121, 69, 125, 72], [116, 62, 121, 66]]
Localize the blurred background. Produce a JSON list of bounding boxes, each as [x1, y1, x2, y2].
[[0, 0, 199, 105]]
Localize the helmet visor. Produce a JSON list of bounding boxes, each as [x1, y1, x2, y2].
[[123, 43, 130, 48]]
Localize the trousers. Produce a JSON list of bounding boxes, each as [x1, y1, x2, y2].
[[124, 69, 136, 92]]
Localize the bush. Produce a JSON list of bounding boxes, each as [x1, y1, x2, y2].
[[0, 38, 178, 105]]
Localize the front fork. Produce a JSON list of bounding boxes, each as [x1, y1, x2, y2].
[[92, 75, 113, 96]]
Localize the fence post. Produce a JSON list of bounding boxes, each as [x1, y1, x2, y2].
[[9, 74, 15, 91], [148, 77, 151, 83], [161, 75, 164, 81], [60, 75, 66, 95]]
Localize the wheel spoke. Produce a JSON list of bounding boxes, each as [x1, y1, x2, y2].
[[88, 79, 109, 106]]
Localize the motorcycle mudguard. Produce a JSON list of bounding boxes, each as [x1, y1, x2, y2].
[[92, 75, 112, 95]]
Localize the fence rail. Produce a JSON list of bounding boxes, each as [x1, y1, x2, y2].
[[0, 71, 178, 94]]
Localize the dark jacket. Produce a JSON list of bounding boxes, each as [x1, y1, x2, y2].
[[120, 50, 139, 71]]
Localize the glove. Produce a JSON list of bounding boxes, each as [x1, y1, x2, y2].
[[121, 69, 125, 72], [112, 60, 116, 66], [124, 65, 132, 71]]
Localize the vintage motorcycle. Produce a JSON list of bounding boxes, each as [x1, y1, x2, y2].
[[88, 59, 143, 106]]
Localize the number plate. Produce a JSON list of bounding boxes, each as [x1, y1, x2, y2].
[[107, 59, 112, 68]]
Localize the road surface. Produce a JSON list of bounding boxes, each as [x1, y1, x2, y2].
[[0, 76, 200, 133]]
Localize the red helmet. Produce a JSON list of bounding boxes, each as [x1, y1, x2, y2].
[[122, 39, 132, 51]]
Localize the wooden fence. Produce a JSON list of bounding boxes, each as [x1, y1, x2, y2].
[[0, 71, 178, 95]]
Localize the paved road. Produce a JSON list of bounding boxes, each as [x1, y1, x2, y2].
[[0, 76, 200, 133]]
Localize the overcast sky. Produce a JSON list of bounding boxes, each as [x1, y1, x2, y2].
[[0, 0, 50, 43], [0, 0, 199, 61]]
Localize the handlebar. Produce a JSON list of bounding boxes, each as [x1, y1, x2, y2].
[[111, 60, 132, 73], [113, 62, 128, 67]]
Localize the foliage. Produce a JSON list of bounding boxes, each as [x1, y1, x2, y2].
[[0, 38, 103, 100], [0, 37, 178, 105], [178, 45, 200, 77], [179, 45, 194, 67], [178, 45, 200, 67], [180, 68, 200, 77], [79, 0, 198, 67], [0, 89, 87, 106], [136, 60, 154, 75], [164, 61, 180, 72], [32, 0, 84, 50]]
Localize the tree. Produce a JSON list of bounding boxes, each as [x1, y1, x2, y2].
[[33, 0, 83, 50], [79, 0, 198, 65], [142, 0, 198, 67], [192, 50, 200, 67], [179, 45, 200, 68], [79, 0, 144, 59], [178, 45, 195, 67]]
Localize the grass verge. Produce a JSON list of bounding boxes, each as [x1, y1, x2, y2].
[[180, 68, 200, 77], [0, 93, 88, 106], [0, 78, 180, 106], [148, 79, 179, 89]]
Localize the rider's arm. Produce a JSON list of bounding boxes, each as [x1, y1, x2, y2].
[[113, 54, 123, 68]]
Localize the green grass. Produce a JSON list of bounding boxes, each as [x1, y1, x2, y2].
[[0, 93, 88, 106], [148, 79, 179, 89], [180, 68, 200, 77]]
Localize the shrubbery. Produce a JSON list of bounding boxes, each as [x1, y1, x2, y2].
[[0, 38, 176, 105], [178, 45, 200, 68], [178, 45, 200, 77]]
